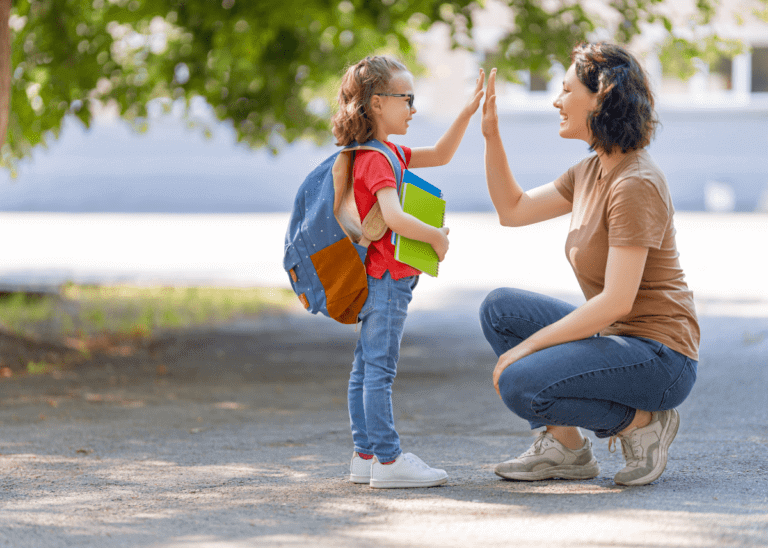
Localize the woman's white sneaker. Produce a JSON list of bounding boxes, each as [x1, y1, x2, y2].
[[349, 452, 372, 484], [369, 453, 448, 489], [494, 432, 600, 481], [613, 408, 680, 486]]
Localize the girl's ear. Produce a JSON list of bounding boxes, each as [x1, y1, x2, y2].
[[370, 94, 382, 114]]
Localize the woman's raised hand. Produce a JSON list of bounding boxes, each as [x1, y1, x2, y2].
[[481, 68, 499, 138]]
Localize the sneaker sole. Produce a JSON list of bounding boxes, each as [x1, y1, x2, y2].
[[495, 459, 600, 481], [369, 476, 448, 489], [349, 474, 370, 484], [615, 409, 680, 486]]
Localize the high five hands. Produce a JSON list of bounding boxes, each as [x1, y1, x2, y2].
[[481, 68, 499, 139]]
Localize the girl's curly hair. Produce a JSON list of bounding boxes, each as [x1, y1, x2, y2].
[[571, 42, 659, 154], [332, 56, 408, 146]]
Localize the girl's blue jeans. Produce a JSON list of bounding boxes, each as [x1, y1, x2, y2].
[[479, 288, 697, 438], [348, 272, 418, 462]]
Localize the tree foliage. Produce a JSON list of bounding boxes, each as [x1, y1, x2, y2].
[[4, 0, 476, 172], [3, 0, 754, 173], [481, 0, 745, 83]]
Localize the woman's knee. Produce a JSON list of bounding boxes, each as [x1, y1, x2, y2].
[[497, 365, 537, 418], [480, 288, 507, 324], [479, 287, 525, 335]]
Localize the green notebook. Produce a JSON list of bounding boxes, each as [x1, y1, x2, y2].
[[394, 181, 446, 277]]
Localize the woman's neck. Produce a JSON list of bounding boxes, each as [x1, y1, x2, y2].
[[596, 148, 630, 178]]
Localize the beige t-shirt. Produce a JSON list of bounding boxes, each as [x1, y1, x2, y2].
[[554, 149, 700, 360]]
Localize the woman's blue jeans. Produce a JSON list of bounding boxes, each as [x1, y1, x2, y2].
[[348, 272, 418, 462], [479, 288, 697, 438]]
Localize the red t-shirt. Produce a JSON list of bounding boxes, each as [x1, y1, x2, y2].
[[353, 142, 421, 280]]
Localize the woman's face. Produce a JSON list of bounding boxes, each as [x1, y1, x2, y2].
[[553, 63, 597, 143]]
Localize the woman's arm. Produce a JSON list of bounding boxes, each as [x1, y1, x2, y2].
[[408, 70, 485, 169], [492, 245, 649, 395], [375, 187, 450, 260], [482, 68, 571, 227]]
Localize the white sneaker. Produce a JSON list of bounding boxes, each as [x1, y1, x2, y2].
[[349, 452, 372, 484], [613, 408, 680, 486], [494, 432, 600, 481], [370, 452, 448, 489]]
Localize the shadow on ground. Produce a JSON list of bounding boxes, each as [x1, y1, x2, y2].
[[1, 298, 767, 548]]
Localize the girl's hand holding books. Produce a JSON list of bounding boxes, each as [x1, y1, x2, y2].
[[432, 226, 450, 262]]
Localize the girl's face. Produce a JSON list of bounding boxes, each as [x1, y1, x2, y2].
[[553, 63, 597, 143], [371, 71, 416, 141]]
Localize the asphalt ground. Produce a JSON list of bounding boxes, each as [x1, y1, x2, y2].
[[1, 212, 766, 547], [0, 289, 766, 548]]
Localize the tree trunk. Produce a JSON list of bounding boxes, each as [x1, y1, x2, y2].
[[0, 0, 10, 149]]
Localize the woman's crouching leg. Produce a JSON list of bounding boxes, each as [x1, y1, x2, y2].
[[479, 288, 577, 358]]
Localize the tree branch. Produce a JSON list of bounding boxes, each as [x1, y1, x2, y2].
[[0, 0, 10, 149]]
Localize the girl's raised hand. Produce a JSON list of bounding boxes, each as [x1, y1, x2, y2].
[[463, 68, 485, 116], [481, 68, 499, 138]]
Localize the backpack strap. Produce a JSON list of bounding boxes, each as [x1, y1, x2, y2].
[[392, 143, 407, 194], [344, 140, 404, 247]]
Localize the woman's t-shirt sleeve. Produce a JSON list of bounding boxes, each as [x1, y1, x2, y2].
[[554, 165, 576, 203], [607, 177, 670, 249]]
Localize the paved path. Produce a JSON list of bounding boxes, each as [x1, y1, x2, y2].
[[1, 212, 766, 547], [1, 298, 766, 547]]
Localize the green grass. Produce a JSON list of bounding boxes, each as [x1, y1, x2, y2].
[[0, 285, 295, 341]]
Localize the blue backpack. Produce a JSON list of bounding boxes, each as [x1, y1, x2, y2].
[[283, 140, 405, 324]]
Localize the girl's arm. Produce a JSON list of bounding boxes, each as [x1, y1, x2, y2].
[[482, 68, 571, 227], [492, 245, 649, 395], [408, 69, 485, 169], [375, 187, 449, 260]]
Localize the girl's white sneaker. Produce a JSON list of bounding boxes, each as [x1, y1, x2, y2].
[[349, 452, 373, 484], [369, 452, 448, 489]]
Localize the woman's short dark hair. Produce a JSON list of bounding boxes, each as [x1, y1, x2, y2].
[[571, 42, 659, 154]]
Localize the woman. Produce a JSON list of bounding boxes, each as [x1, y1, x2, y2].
[[479, 42, 699, 486]]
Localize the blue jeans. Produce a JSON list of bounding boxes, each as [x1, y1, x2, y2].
[[479, 288, 697, 438], [348, 272, 418, 462]]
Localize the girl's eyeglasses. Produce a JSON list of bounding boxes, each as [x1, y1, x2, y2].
[[376, 93, 415, 109]]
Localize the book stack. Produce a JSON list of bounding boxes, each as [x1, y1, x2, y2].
[[393, 170, 445, 277]]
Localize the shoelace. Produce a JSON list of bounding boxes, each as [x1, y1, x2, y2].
[[609, 434, 640, 465], [608, 436, 619, 453], [519, 432, 548, 458]]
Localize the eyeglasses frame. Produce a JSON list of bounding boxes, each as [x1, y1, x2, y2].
[[375, 93, 415, 109]]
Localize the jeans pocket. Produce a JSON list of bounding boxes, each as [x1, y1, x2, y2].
[[660, 358, 697, 409]]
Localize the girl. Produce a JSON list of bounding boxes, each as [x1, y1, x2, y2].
[[332, 55, 483, 488], [479, 42, 699, 486]]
